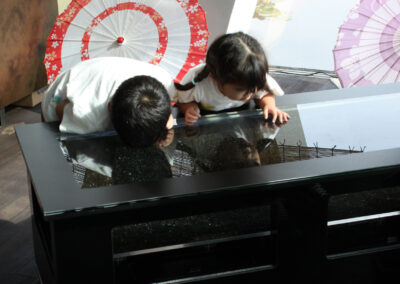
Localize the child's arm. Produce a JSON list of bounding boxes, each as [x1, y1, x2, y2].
[[177, 101, 201, 126], [255, 94, 290, 123], [55, 99, 70, 121]]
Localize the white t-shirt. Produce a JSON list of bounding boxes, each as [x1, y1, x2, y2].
[[176, 63, 284, 111], [42, 57, 176, 134]]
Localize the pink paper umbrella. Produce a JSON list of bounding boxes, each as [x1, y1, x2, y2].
[[44, 0, 209, 84], [333, 0, 400, 88]]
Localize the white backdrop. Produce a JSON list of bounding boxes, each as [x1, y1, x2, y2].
[[298, 93, 400, 151], [247, 0, 359, 71]]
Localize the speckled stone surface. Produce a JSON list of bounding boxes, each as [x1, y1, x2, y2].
[[112, 145, 172, 184], [329, 186, 400, 220], [112, 205, 271, 253], [112, 184, 400, 253]]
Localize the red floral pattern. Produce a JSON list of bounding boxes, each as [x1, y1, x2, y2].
[[44, 0, 208, 84]]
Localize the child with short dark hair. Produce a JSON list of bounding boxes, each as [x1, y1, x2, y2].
[[42, 57, 175, 147], [174, 32, 290, 125], [110, 76, 173, 147]]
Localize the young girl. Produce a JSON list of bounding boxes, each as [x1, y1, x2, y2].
[[175, 32, 290, 125]]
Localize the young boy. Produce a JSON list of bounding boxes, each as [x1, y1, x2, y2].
[[42, 57, 176, 147]]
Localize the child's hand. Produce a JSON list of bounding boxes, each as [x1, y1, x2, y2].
[[184, 104, 201, 125], [259, 94, 290, 124], [264, 106, 290, 124]]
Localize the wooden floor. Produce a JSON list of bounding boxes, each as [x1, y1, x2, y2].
[[0, 74, 337, 283], [0, 105, 41, 284]]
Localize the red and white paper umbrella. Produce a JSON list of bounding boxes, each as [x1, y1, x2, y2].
[[44, 0, 209, 84]]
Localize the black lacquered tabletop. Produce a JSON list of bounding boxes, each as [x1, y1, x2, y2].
[[15, 83, 400, 218]]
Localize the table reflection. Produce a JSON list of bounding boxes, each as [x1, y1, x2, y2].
[[60, 108, 362, 189]]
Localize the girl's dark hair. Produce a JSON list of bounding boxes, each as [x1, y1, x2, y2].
[[175, 32, 270, 94], [110, 76, 171, 147]]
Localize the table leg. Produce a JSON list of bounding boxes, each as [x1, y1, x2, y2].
[[49, 218, 113, 283], [276, 183, 329, 282], [29, 184, 56, 284]]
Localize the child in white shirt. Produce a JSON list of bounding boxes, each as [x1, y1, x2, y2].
[[42, 57, 175, 147], [174, 32, 290, 125]]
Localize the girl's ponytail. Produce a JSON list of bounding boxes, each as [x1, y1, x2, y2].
[[174, 66, 210, 91]]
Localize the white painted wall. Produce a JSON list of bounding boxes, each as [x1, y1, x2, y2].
[[57, 0, 70, 14], [198, 0, 235, 48], [226, 0, 258, 34], [248, 0, 359, 71]]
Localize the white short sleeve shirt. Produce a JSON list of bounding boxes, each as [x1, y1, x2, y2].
[[42, 57, 176, 134], [176, 63, 284, 111]]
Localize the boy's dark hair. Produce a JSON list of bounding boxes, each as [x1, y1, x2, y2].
[[110, 76, 171, 147], [175, 32, 270, 94]]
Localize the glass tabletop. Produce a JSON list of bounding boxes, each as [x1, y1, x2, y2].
[[59, 92, 400, 189]]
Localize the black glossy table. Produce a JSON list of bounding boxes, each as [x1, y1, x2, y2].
[[16, 83, 400, 283]]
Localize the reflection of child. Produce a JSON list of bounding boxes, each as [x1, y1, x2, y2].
[[210, 137, 261, 171], [174, 32, 290, 125], [178, 117, 280, 173], [61, 129, 175, 184], [42, 57, 175, 147]]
